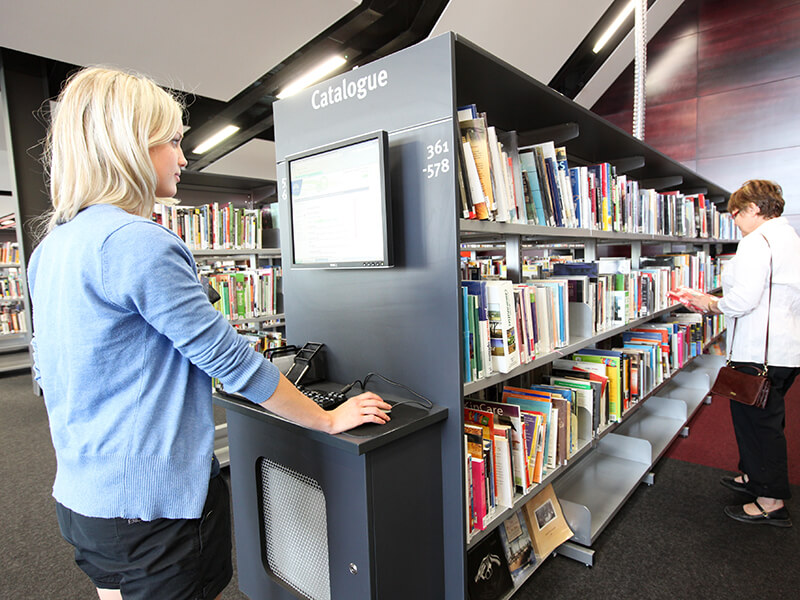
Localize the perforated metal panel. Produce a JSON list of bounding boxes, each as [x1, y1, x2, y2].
[[257, 458, 331, 600]]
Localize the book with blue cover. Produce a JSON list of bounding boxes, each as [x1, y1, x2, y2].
[[519, 151, 547, 226]]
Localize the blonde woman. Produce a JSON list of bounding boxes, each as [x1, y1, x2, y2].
[[28, 67, 390, 600]]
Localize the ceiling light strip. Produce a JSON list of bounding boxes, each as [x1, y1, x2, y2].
[[277, 55, 347, 99], [192, 125, 241, 154], [593, 0, 636, 54]]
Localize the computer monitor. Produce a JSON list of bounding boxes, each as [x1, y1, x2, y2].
[[287, 130, 393, 269]]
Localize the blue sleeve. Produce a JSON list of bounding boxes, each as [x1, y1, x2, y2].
[[100, 221, 279, 402]]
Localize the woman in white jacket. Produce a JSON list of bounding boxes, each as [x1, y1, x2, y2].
[[690, 179, 800, 527]]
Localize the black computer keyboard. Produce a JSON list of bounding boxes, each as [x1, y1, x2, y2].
[[299, 386, 348, 411]]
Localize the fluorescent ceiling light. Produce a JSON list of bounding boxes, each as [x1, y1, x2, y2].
[[277, 55, 348, 99], [593, 0, 636, 53], [192, 125, 240, 154]]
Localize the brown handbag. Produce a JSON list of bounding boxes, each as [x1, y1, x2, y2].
[[708, 236, 772, 409], [709, 363, 770, 408]]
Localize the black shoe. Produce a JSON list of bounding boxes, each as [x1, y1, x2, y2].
[[720, 475, 756, 496], [724, 501, 792, 528]]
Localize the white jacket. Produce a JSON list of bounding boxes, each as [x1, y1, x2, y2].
[[719, 216, 800, 367]]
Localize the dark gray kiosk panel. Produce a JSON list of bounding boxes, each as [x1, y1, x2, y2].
[[219, 392, 447, 600], [221, 33, 463, 600]]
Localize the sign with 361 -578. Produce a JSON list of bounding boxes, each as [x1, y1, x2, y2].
[[423, 139, 450, 179]]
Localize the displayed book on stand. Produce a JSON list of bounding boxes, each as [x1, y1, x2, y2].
[[466, 528, 515, 600], [521, 484, 573, 561]]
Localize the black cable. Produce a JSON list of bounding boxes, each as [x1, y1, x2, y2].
[[358, 372, 433, 410]]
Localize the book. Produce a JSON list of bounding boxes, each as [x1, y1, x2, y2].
[[460, 118, 494, 220], [503, 388, 556, 472], [497, 510, 538, 586], [485, 280, 521, 373], [465, 399, 527, 493], [463, 280, 493, 380], [466, 528, 515, 600], [518, 151, 547, 225], [521, 484, 574, 561], [470, 457, 488, 532], [549, 376, 594, 446], [465, 408, 497, 509], [487, 126, 511, 222], [462, 139, 489, 220], [571, 349, 623, 423], [493, 427, 514, 509], [525, 278, 569, 348], [521, 410, 544, 484], [496, 129, 525, 224]]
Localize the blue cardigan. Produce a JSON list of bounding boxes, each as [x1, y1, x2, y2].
[[28, 204, 280, 520]]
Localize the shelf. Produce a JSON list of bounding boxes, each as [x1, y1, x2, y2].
[[549, 352, 723, 558], [0, 332, 29, 352], [656, 372, 712, 418], [554, 433, 652, 546], [453, 33, 730, 200], [177, 170, 276, 196], [466, 437, 593, 550], [227, 313, 285, 326], [0, 297, 25, 304], [0, 262, 22, 268], [192, 247, 281, 258], [464, 303, 682, 395], [0, 349, 31, 373], [459, 219, 734, 245], [466, 345, 725, 552], [614, 396, 687, 463]]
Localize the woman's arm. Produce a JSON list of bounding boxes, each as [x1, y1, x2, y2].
[[716, 235, 771, 318], [260, 374, 391, 434], [104, 221, 390, 433]]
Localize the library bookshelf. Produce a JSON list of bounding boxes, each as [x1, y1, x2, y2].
[[268, 32, 732, 599], [173, 171, 284, 467], [1, 208, 32, 374], [1, 73, 33, 375]]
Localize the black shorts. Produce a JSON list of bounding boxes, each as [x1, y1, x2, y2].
[[56, 474, 232, 600]]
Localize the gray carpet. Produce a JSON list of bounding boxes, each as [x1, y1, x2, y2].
[[3, 370, 799, 599], [0, 372, 247, 600], [513, 457, 800, 599]]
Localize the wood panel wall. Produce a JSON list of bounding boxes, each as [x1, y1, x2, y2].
[[592, 0, 800, 223]]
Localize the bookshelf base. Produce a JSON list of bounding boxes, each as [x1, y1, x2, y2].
[[555, 541, 595, 567]]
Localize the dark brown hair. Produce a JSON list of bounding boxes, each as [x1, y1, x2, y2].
[[728, 179, 784, 218]]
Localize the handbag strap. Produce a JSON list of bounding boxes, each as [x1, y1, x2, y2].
[[729, 234, 772, 372]]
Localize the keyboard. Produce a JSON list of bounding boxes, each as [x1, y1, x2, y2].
[[299, 386, 348, 411]]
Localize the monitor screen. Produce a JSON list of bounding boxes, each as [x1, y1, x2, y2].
[[287, 131, 392, 269]]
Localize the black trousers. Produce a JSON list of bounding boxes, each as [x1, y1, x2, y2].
[[729, 363, 799, 500]]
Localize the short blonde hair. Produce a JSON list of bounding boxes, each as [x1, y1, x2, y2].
[[43, 67, 183, 233]]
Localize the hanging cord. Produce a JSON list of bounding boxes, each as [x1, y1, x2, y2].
[[633, 0, 647, 140]]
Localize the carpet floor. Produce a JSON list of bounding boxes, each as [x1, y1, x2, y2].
[[3, 370, 799, 600], [665, 378, 800, 484]]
